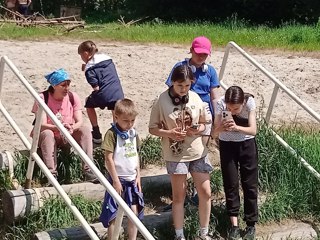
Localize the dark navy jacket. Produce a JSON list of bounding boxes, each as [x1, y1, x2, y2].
[[85, 58, 124, 104], [100, 178, 144, 228]]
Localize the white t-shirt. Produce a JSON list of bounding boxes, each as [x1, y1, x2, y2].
[[102, 128, 139, 181], [216, 96, 256, 142]]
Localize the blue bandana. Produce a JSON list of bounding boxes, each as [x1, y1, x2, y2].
[[45, 68, 70, 86]]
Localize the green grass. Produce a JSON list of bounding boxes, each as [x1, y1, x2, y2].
[[0, 21, 319, 52], [258, 122, 320, 223], [1, 122, 320, 238], [0, 195, 101, 240], [139, 135, 163, 168]]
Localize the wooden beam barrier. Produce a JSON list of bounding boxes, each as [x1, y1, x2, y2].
[[33, 212, 172, 240], [0, 151, 15, 172], [33, 222, 110, 240], [2, 182, 105, 224], [2, 174, 171, 224]]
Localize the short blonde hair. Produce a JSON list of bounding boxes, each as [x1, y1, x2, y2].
[[114, 98, 138, 117]]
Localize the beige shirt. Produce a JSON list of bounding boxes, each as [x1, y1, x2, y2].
[[149, 90, 211, 162]]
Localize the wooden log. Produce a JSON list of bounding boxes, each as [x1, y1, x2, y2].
[[2, 182, 106, 223], [0, 150, 15, 171], [141, 173, 170, 186], [33, 222, 109, 240], [0, 19, 85, 25], [2, 174, 171, 224], [33, 212, 171, 240]]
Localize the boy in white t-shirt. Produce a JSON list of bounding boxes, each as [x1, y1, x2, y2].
[[100, 98, 143, 240]]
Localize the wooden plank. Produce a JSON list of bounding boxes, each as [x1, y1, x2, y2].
[[34, 222, 109, 240], [33, 212, 172, 239], [2, 182, 105, 223]]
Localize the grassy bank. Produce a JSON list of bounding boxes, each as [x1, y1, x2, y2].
[[0, 122, 320, 239], [0, 21, 319, 52]]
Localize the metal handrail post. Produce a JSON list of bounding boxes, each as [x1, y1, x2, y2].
[[219, 43, 232, 83], [265, 85, 279, 124], [25, 107, 45, 189], [0, 57, 5, 99], [112, 207, 125, 240]]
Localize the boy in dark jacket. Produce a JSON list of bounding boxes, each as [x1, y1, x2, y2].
[[78, 40, 124, 144]]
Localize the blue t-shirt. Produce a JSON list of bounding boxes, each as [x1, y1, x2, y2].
[[165, 59, 220, 114]]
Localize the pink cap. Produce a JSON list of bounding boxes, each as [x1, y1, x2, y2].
[[191, 36, 212, 55]]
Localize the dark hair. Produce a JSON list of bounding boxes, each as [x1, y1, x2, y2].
[[48, 86, 54, 93], [78, 40, 98, 55], [225, 86, 254, 104], [171, 64, 195, 83]]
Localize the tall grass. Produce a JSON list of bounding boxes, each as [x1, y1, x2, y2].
[[0, 21, 319, 52], [257, 122, 320, 223], [1, 195, 101, 240], [139, 135, 163, 168]]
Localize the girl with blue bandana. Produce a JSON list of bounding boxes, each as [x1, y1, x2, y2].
[[31, 69, 98, 182]]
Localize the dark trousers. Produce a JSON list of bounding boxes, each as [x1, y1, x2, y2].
[[219, 138, 258, 224]]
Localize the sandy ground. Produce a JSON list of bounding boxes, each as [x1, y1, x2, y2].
[[0, 39, 319, 153]]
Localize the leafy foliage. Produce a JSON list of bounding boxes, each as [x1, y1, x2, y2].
[[25, 0, 320, 25]]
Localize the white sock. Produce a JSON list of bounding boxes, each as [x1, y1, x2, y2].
[[175, 228, 185, 238], [200, 226, 209, 236]]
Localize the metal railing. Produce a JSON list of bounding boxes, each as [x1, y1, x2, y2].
[[219, 41, 320, 180], [0, 56, 155, 240]]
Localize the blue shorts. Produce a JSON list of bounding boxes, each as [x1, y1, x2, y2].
[[84, 91, 117, 110], [166, 155, 213, 174]]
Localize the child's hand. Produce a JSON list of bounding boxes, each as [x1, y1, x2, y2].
[[224, 119, 238, 132], [186, 124, 200, 136], [170, 127, 186, 141], [113, 180, 123, 195], [135, 177, 142, 192], [63, 123, 73, 134]]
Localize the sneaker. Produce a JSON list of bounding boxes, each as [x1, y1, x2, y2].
[[84, 170, 99, 183], [228, 226, 241, 240], [92, 130, 102, 144], [242, 226, 256, 240], [195, 231, 223, 240]]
